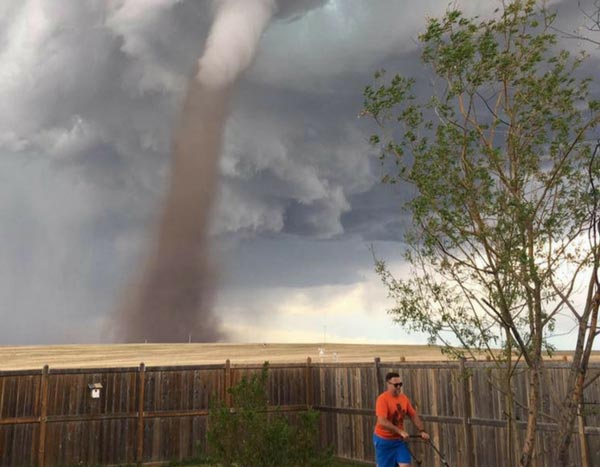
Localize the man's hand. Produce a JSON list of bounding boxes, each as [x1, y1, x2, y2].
[[419, 430, 430, 441], [398, 429, 409, 440]]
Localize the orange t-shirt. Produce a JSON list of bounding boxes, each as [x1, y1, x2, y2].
[[374, 391, 416, 439]]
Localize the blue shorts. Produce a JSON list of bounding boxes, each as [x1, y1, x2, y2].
[[373, 433, 411, 466]]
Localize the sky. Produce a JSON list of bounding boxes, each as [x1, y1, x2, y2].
[[0, 0, 598, 349]]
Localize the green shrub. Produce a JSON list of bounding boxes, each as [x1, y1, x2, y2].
[[204, 362, 332, 467]]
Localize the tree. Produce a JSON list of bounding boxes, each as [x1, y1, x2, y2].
[[204, 362, 332, 467], [362, 1, 600, 465]]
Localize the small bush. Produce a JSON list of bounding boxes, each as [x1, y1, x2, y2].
[[204, 362, 332, 467]]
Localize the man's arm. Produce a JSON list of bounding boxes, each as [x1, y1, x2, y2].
[[377, 416, 409, 439], [409, 413, 430, 440]]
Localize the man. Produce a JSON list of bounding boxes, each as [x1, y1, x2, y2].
[[373, 372, 430, 467]]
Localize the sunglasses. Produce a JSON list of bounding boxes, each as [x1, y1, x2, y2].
[[388, 382, 403, 388]]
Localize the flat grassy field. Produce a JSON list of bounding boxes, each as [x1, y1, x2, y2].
[[0, 342, 591, 371], [0, 343, 447, 370]]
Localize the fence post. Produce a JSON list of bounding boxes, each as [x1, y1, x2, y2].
[[37, 365, 49, 467], [136, 362, 146, 467], [578, 396, 590, 467], [429, 368, 442, 467], [459, 358, 475, 467], [224, 359, 232, 408], [374, 357, 383, 394], [305, 357, 313, 408]]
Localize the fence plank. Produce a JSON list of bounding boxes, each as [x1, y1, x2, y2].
[[305, 357, 313, 408], [579, 397, 590, 467], [37, 365, 49, 467], [373, 358, 382, 394], [430, 368, 442, 467], [224, 360, 231, 408], [459, 358, 475, 467], [136, 363, 145, 466]]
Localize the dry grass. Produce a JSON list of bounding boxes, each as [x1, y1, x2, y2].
[[0, 343, 593, 371], [0, 343, 445, 370]]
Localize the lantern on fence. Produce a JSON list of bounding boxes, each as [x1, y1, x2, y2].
[[88, 382, 103, 399]]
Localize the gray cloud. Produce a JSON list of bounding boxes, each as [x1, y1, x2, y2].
[[214, 80, 376, 238], [218, 235, 407, 289], [1, 0, 599, 344], [275, 0, 328, 20]]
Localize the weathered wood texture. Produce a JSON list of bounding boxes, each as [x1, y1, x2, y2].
[[0, 360, 599, 466], [311, 361, 600, 467]]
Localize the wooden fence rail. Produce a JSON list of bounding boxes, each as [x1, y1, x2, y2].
[[0, 359, 598, 466]]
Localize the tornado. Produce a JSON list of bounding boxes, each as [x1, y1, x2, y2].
[[114, 0, 277, 342]]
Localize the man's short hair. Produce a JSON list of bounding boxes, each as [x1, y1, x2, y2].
[[385, 372, 400, 382]]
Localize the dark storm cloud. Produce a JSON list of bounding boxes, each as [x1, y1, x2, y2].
[[222, 236, 368, 288], [342, 184, 411, 242], [215, 77, 377, 238], [275, 0, 328, 20], [219, 234, 407, 288], [219, 53, 430, 240], [1, 0, 599, 344]]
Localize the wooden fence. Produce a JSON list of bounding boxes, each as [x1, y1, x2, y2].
[[0, 359, 598, 466], [313, 359, 600, 466]]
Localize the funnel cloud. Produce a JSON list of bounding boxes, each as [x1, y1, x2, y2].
[[114, 0, 278, 342]]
